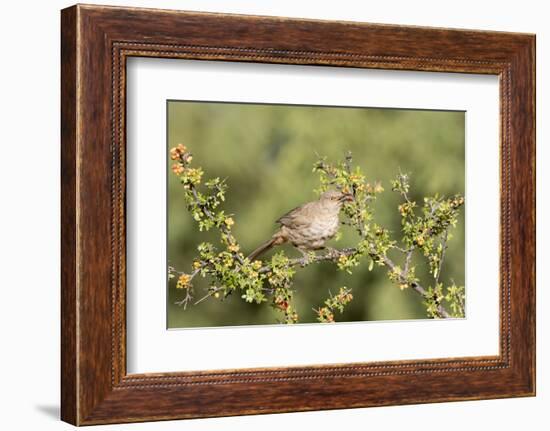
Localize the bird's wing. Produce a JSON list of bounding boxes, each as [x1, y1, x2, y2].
[[276, 201, 315, 228]]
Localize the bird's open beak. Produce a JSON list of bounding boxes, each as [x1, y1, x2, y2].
[[339, 193, 354, 202]]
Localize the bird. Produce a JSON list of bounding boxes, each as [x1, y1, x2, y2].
[[247, 189, 353, 261]]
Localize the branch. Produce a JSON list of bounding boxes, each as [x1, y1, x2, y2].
[[258, 248, 357, 273], [173, 268, 200, 309], [435, 229, 449, 286], [381, 254, 451, 318], [190, 186, 245, 266], [260, 244, 453, 318], [403, 248, 414, 277], [194, 286, 223, 305], [395, 170, 412, 204]]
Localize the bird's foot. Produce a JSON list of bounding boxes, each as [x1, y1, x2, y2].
[[323, 247, 340, 259], [298, 249, 314, 266]]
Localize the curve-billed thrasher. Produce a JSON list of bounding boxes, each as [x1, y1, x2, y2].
[[247, 189, 352, 261]]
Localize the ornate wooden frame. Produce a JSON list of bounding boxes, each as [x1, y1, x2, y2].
[[61, 4, 535, 425]]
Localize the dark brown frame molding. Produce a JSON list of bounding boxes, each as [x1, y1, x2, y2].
[[61, 4, 535, 425]]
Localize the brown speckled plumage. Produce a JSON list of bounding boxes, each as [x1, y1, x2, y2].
[[247, 190, 350, 260]]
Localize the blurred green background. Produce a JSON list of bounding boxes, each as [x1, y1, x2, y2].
[[167, 101, 465, 328]]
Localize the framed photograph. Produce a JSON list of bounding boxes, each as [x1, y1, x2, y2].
[[61, 4, 535, 425]]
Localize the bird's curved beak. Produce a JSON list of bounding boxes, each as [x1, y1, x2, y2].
[[339, 193, 354, 202]]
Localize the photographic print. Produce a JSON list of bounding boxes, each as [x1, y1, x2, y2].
[[167, 101, 465, 328]]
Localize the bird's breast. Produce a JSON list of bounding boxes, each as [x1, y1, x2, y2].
[[285, 211, 340, 249], [313, 213, 339, 237]]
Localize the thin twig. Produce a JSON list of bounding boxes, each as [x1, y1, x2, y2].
[[174, 268, 201, 308], [194, 286, 223, 305], [174, 288, 194, 310], [397, 169, 412, 204], [190, 186, 245, 266], [403, 248, 414, 278], [193, 284, 274, 306], [381, 254, 451, 318], [435, 229, 449, 286], [344, 151, 353, 174]]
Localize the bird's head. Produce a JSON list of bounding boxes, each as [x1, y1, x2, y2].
[[319, 189, 354, 206]]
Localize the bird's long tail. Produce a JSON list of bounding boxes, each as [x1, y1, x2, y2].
[[247, 238, 276, 261], [248, 232, 287, 261]]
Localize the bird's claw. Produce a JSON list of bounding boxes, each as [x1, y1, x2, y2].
[[299, 250, 312, 266], [324, 247, 340, 259]]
